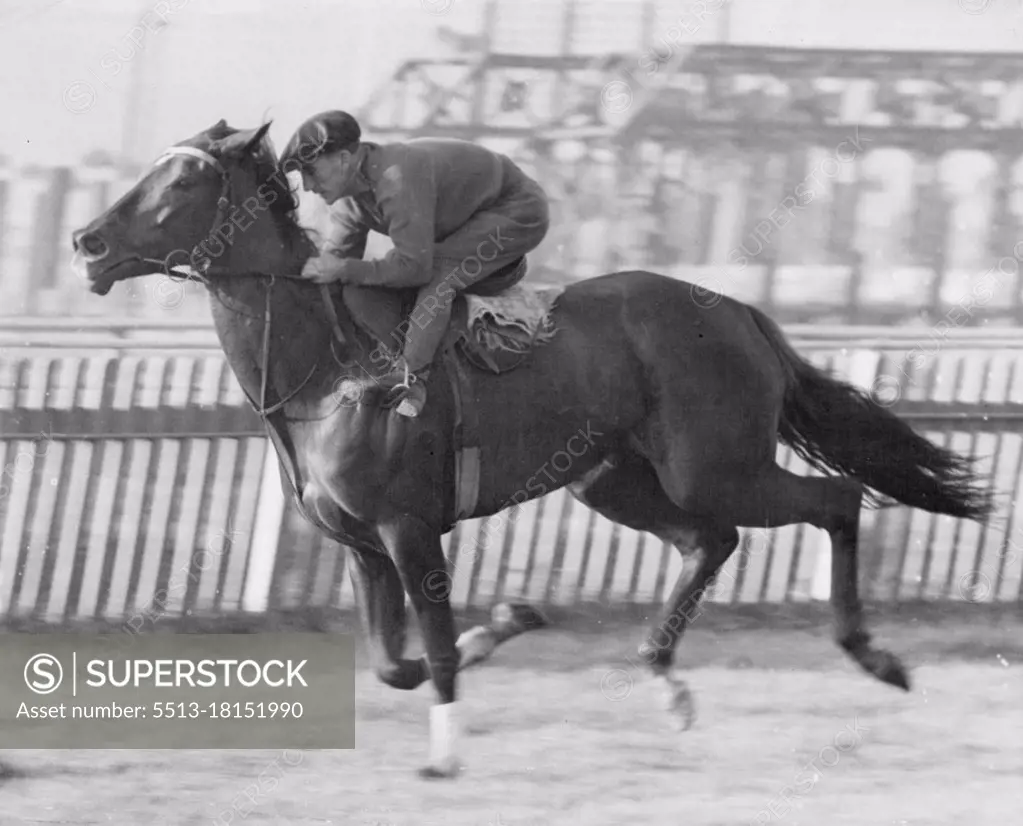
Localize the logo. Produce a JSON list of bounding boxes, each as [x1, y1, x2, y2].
[[63, 81, 97, 114], [869, 375, 902, 408], [690, 277, 723, 309], [24, 653, 63, 694], [958, 0, 991, 14], [600, 668, 633, 701], [600, 80, 634, 114], [421, 569, 453, 604], [421, 0, 454, 14], [958, 571, 992, 602], [153, 276, 186, 310]]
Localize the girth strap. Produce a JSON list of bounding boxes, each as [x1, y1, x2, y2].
[[445, 343, 481, 521]]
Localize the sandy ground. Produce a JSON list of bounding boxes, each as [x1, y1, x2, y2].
[[0, 607, 1020, 826]]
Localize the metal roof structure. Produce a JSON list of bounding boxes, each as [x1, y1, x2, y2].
[[358, 0, 1023, 323]]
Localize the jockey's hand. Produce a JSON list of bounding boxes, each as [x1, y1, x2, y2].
[[300, 252, 346, 285]]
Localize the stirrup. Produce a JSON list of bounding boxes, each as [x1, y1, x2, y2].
[[395, 375, 427, 418], [382, 360, 415, 407]]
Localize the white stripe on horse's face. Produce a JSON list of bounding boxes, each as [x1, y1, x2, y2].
[[131, 154, 219, 245]]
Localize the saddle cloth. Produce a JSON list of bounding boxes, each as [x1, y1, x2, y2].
[[452, 283, 562, 374]]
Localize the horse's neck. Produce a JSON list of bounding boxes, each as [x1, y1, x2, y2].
[[206, 275, 324, 410], [203, 210, 387, 407], [205, 272, 378, 415], [230, 221, 308, 279]]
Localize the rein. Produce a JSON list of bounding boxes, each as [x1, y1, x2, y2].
[[253, 275, 317, 417]]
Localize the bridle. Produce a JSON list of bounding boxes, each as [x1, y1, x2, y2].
[[153, 145, 232, 282], [119, 146, 232, 281], [154, 144, 317, 419]]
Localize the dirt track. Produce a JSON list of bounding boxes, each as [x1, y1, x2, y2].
[[1, 608, 1020, 826]]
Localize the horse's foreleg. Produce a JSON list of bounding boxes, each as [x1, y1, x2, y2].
[[346, 547, 429, 690], [568, 454, 737, 730], [347, 544, 541, 687], [379, 515, 463, 779]]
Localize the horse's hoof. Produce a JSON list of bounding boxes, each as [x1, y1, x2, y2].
[[417, 762, 462, 780], [863, 649, 911, 692], [492, 602, 549, 635], [457, 625, 498, 669], [662, 677, 696, 731]]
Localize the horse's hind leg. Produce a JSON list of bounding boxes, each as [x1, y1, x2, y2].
[[639, 520, 738, 730], [569, 454, 739, 729], [736, 468, 908, 689], [656, 455, 911, 692], [775, 471, 911, 690]]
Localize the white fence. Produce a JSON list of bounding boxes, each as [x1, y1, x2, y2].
[[0, 323, 1020, 625]]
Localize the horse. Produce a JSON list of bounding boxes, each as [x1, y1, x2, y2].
[[70, 119, 994, 778]]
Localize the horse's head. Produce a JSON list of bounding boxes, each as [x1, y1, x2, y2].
[[71, 119, 315, 295]]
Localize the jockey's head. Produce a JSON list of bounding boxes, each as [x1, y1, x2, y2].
[[280, 110, 363, 204]]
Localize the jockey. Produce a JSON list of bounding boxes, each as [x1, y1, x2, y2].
[[279, 110, 551, 418]]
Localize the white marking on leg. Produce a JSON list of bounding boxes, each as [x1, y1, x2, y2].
[[657, 671, 679, 708], [658, 671, 696, 730], [429, 701, 461, 774]]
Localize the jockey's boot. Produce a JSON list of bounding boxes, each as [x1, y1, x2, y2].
[[395, 367, 429, 418], [364, 358, 428, 418]]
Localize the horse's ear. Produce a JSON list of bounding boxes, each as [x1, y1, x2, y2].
[[216, 121, 273, 158], [243, 121, 273, 153]]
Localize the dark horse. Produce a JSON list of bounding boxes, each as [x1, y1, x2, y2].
[[71, 121, 993, 777]]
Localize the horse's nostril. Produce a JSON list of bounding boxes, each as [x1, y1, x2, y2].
[[80, 232, 108, 258]]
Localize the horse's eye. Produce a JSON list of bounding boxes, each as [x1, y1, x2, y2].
[[172, 177, 194, 190]]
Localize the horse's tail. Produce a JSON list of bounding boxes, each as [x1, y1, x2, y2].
[[747, 306, 994, 522]]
